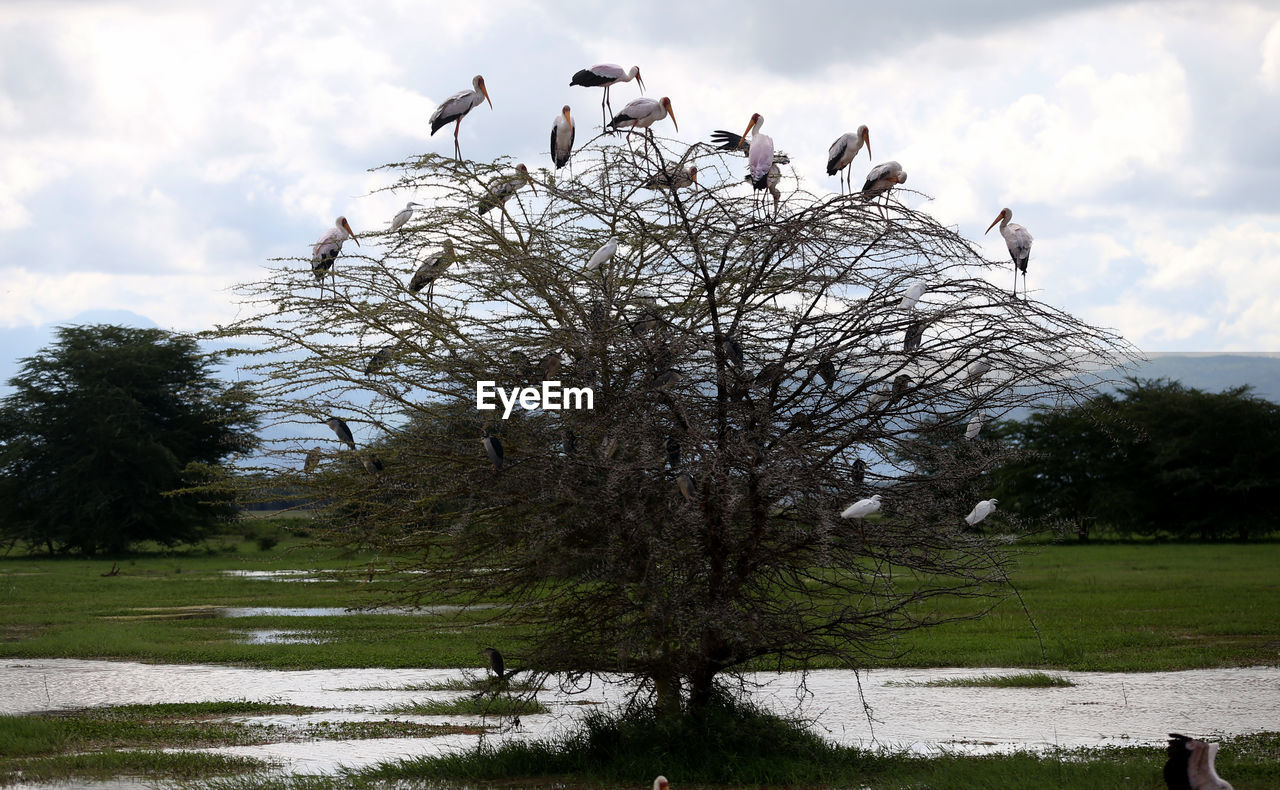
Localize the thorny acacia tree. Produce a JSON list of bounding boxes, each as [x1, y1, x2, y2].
[[219, 133, 1131, 715]]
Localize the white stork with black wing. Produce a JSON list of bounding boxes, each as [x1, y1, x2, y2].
[[986, 207, 1033, 298], [570, 63, 643, 129], [827, 125, 871, 194], [429, 75, 492, 160]]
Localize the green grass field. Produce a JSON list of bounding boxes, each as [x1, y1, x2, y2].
[[2, 528, 1278, 788], [2, 531, 1277, 672]]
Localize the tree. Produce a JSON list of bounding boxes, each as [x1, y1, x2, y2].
[[219, 136, 1129, 715], [0, 324, 258, 554], [990, 378, 1280, 540]]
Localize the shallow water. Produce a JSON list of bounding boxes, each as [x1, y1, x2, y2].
[[3, 660, 1276, 780]]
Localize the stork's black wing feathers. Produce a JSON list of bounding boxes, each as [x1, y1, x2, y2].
[[570, 68, 614, 87], [710, 129, 747, 152]]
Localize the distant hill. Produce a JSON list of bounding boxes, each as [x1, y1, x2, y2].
[[1110, 353, 1280, 404]]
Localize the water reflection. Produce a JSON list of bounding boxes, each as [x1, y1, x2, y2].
[[2, 660, 1276, 776]]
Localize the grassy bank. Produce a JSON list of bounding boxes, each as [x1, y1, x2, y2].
[[0, 700, 487, 787], [2, 532, 1277, 671]]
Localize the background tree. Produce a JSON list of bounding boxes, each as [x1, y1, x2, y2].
[[220, 136, 1130, 715], [0, 324, 258, 554], [990, 378, 1280, 541]]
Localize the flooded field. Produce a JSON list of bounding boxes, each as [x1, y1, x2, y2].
[[3, 659, 1276, 780]]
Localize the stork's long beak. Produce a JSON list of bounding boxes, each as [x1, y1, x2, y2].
[[481, 82, 493, 110], [342, 218, 360, 246], [636, 73, 646, 94], [740, 116, 757, 147], [863, 128, 872, 160], [665, 101, 678, 132], [985, 214, 1002, 234], [563, 107, 572, 124]]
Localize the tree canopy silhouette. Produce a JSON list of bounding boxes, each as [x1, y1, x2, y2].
[[218, 134, 1131, 714]]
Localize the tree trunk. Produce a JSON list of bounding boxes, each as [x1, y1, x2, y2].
[[653, 672, 682, 719]]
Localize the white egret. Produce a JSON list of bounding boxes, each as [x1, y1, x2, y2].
[[841, 494, 882, 519], [964, 499, 998, 525], [586, 237, 619, 271]]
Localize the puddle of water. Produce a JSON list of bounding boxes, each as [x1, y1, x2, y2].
[[220, 570, 333, 582], [2, 660, 1276, 775], [232, 629, 332, 645], [219, 604, 498, 617]]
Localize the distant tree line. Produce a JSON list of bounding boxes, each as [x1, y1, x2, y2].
[[986, 378, 1280, 541], [0, 325, 257, 554]]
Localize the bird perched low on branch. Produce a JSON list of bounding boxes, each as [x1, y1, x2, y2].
[[644, 163, 697, 190], [388, 202, 423, 233], [409, 240, 456, 297], [481, 646, 506, 680], [1164, 733, 1233, 790], [325, 417, 356, 450], [312, 216, 359, 293], [586, 237, 619, 271], [964, 498, 998, 526], [841, 494, 881, 519]]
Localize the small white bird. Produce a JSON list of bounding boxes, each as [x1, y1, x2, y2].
[[963, 360, 992, 386], [430, 74, 493, 160], [861, 161, 908, 200], [586, 237, 619, 271], [899, 281, 926, 310], [652, 775, 670, 790], [827, 125, 872, 194], [312, 216, 359, 290], [389, 202, 423, 232], [965, 412, 987, 440], [841, 494, 882, 519], [986, 207, 1034, 299], [964, 499, 998, 526], [550, 105, 575, 170]]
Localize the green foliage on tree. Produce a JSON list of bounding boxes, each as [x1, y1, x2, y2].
[[0, 324, 258, 554], [989, 378, 1280, 540]]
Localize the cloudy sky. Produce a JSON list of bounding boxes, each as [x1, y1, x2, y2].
[[2, 0, 1279, 380]]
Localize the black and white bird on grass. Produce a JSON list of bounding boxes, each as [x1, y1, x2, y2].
[[1164, 733, 1233, 790]]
